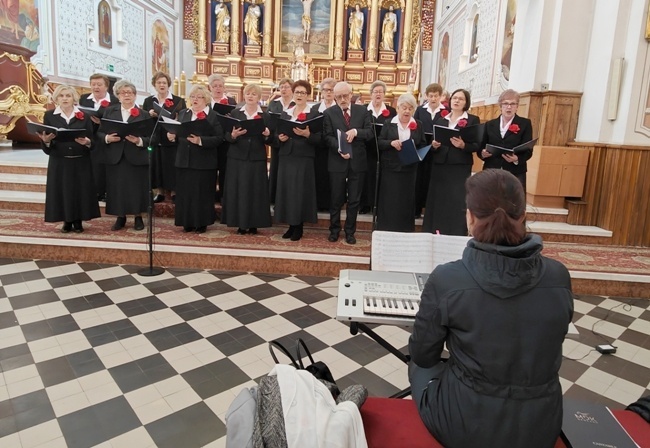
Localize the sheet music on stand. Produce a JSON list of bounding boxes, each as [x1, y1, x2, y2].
[[371, 231, 470, 273]]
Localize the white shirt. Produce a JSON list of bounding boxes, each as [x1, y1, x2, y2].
[[89, 93, 111, 110], [444, 111, 469, 129], [425, 103, 444, 120], [53, 106, 81, 124], [239, 104, 263, 119], [500, 116, 515, 138], [367, 102, 388, 118], [318, 100, 335, 113], [191, 106, 211, 120], [391, 115, 415, 141]]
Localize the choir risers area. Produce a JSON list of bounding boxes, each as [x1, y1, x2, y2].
[[0, 149, 646, 298]]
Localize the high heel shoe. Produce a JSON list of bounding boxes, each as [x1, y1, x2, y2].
[[248, 228, 257, 235], [61, 222, 72, 233], [282, 226, 294, 239], [111, 216, 126, 231], [72, 220, 83, 233], [290, 224, 303, 241], [134, 216, 144, 231], [237, 228, 247, 235]]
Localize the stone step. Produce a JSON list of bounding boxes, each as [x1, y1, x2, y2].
[[0, 173, 47, 192]]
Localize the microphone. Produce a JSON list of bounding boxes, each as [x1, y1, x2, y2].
[[370, 112, 381, 231]]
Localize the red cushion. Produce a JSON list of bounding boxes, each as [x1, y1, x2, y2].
[[361, 398, 650, 448]]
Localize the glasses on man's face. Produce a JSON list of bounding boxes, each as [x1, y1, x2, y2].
[[335, 93, 351, 100], [501, 102, 518, 108], [294, 91, 308, 96]]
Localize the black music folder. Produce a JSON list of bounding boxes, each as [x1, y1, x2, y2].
[[561, 398, 639, 448], [212, 102, 236, 116], [276, 115, 323, 138], [160, 117, 213, 139], [151, 101, 173, 118], [398, 139, 431, 166], [433, 123, 485, 146], [337, 129, 352, 157], [99, 118, 153, 138], [76, 106, 103, 118], [26, 122, 90, 142], [485, 138, 538, 156], [216, 113, 266, 135]]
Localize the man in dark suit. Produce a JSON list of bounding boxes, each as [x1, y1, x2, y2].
[[322, 81, 373, 244], [479, 89, 534, 191], [78, 73, 119, 202]]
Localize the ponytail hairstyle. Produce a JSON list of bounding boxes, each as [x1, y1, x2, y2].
[[465, 169, 526, 246]]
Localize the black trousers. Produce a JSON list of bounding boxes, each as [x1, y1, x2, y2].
[[329, 168, 365, 236]]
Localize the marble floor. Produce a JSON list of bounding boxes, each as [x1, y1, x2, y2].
[[0, 258, 648, 447]]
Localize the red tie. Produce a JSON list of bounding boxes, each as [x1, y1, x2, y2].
[[343, 108, 351, 129]]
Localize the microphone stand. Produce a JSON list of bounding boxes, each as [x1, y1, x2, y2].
[[138, 100, 176, 277], [371, 114, 381, 231]]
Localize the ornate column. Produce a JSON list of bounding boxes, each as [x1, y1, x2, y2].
[[367, 0, 380, 62], [194, 0, 210, 78], [400, 0, 413, 63], [231, 0, 241, 55], [197, 0, 208, 54], [262, 0, 273, 56], [334, 0, 346, 60]]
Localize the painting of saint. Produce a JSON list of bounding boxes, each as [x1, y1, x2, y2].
[[500, 0, 517, 82], [98, 0, 112, 49], [152, 20, 170, 75], [438, 32, 449, 89], [279, 0, 333, 56], [0, 0, 40, 50]]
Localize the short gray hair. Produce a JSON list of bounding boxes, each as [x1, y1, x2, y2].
[[51, 84, 80, 103], [498, 89, 520, 104], [208, 74, 226, 85], [333, 81, 352, 95], [243, 83, 262, 97], [369, 80, 387, 95], [397, 93, 417, 110], [188, 85, 210, 100], [320, 77, 336, 89], [113, 80, 136, 96]]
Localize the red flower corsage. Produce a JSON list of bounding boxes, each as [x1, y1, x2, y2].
[[219, 98, 229, 105], [408, 121, 417, 130], [253, 114, 262, 120], [297, 112, 307, 121], [164, 99, 174, 108], [74, 111, 85, 120], [440, 109, 449, 118], [196, 111, 207, 120], [508, 124, 520, 134], [100, 100, 110, 108], [457, 119, 467, 128], [381, 109, 390, 117], [130, 108, 140, 117]]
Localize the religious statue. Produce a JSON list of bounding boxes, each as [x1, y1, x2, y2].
[[291, 45, 308, 81], [301, 0, 313, 43], [214, 0, 231, 43], [244, 0, 262, 46], [380, 5, 397, 51], [348, 4, 364, 50]]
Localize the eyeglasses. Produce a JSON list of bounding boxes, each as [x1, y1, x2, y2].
[[501, 102, 518, 107], [294, 91, 308, 95], [118, 91, 135, 96], [189, 95, 206, 99], [335, 93, 351, 100], [371, 90, 384, 95], [322, 88, 333, 93]]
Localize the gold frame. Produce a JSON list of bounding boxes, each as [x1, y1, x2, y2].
[[273, 0, 336, 59]]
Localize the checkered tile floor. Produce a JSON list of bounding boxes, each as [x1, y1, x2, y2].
[[0, 258, 648, 447]]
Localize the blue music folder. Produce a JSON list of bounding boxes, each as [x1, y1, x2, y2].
[[398, 139, 431, 166], [337, 129, 353, 158]]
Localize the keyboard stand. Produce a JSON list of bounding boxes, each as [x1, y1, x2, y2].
[[349, 321, 412, 398]]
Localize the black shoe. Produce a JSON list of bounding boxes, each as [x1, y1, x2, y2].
[[282, 226, 294, 239], [111, 216, 126, 231], [72, 221, 83, 233], [345, 234, 357, 245], [328, 232, 339, 242], [237, 228, 247, 235], [248, 228, 257, 235], [97, 194, 106, 202], [171, 194, 176, 204], [195, 226, 207, 234], [61, 222, 72, 233], [183, 226, 195, 233], [359, 206, 371, 214], [290, 225, 303, 241], [153, 194, 165, 203], [134, 216, 144, 231]]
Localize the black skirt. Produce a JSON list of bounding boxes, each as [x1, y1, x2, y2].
[[44, 155, 101, 223], [105, 157, 149, 216], [153, 144, 178, 191], [274, 155, 318, 225], [221, 158, 272, 229], [377, 166, 417, 232], [422, 163, 470, 236], [175, 168, 217, 228]]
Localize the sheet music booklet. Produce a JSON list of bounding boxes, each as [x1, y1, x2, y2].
[[337, 129, 353, 157], [160, 116, 213, 139], [561, 398, 639, 448], [371, 231, 470, 274], [76, 106, 103, 118], [485, 138, 538, 156], [212, 102, 236, 116], [398, 139, 432, 166], [99, 118, 153, 138], [26, 122, 90, 142], [433, 123, 485, 146], [215, 113, 266, 135], [151, 101, 173, 119], [276, 115, 323, 138]]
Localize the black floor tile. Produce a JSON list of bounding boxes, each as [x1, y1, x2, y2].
[[0, 311, 17, 330], [192, 280, 236, 298], [146, 402, 225, 448], [93, 396, 142, 440], [117, 296, 167, 317], [108, 361, 150, 394], [0, 344, 33, 372], [8, 289, 59, 310], [10, 390, 55, 432], [289, 286, 333, 304], [36, 356, 77, 387]]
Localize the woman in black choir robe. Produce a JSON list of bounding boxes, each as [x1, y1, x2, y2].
[[422, 88, 481, 236], [167, 85, 223, 233], [143, 71, 186, 203], [364, 80, 397, 215], [222, 83, 272, 234], [97, 80, 150, 231], [478, 89, 534, 191], [208, 73, 237, 204], [275, 80, 319, 241], [377, 93, 426, 232], [37, 85, 100, 233]]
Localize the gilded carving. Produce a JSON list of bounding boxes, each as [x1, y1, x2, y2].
[[346, 72, 362, 81]]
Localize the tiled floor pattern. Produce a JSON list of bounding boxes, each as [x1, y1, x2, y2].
[[0, 258, 648, 447]]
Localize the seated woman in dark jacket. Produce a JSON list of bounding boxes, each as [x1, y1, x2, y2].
[[409, 169, 574, 448]]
